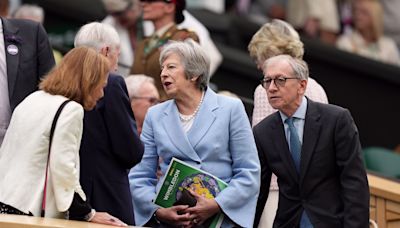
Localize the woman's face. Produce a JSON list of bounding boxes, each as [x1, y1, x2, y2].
[[160, 53, 193, 99], [353, 1, 372, 32], [141, 1, 169, 22]]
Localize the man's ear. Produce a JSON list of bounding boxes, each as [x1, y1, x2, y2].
[[299, 79, 308, 95], [100, 46, 110, 57]]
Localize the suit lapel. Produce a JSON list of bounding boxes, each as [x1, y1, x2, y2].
[[2, 19, 20, 99], [187, 89, 217, 148], [299, 100, 321, 185], [162, 101, 201, 162], [272, 113, 299, 182]]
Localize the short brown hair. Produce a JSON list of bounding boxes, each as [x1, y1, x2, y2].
[[39, 47, 110, 110]]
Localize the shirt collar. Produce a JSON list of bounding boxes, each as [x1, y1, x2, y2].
[[154, 22, 174, 38], [279, 96, 308, 123]]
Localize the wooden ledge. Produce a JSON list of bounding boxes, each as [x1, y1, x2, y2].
[[0, 214, 141, 228]]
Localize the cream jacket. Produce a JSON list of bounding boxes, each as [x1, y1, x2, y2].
[[0, 91, 85, 218]]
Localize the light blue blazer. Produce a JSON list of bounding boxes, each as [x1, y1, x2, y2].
[[129, 88, 260, 227]]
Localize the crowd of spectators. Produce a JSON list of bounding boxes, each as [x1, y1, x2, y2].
[[0, 0, 397, 227]]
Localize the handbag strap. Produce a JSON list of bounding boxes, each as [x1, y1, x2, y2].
[[41, 99, 71, 217]]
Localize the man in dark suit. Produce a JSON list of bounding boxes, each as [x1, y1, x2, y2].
[[0, 17, 55, 145], [253, 55, 369, 227], [74, 22, 144, 225]]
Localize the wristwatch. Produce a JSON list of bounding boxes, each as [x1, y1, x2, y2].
[[153, 209, 161, 224]]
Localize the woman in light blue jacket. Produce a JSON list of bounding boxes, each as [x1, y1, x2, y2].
[[129, 40, 260, 228]]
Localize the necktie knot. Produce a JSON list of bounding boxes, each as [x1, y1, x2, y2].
[[285, 117, 295, 126]]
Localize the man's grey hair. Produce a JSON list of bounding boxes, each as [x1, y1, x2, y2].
[[74, 22, 120, 54], [159, 40, 210, 91], [13, 4, 44, 23], [263, 54, 309, 80], [124, 74, 155, 100]]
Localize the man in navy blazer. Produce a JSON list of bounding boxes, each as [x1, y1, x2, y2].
[[0, 17, 55, 145], [253, 55, 369, 227], [3, 18, 55, 110], [75, 22, 143, 225]]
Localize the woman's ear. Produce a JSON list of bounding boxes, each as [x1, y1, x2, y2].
[[191, 75, 200, 82]]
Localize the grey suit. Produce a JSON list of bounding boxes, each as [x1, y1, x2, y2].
[[2, 18, 55, 111]]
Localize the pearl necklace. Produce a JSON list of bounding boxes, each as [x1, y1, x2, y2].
[[179, 92, 205, 122]]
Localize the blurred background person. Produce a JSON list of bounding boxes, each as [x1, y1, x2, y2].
[[0, 47, 126, 226], [129, 40, 260, 227], [130, 0, 198, 100], [381, 0, 400, 51], [12, 4, 63, 64], [124, 74, 159, 135], [0, 9, 55, 146], [286, 0, 340, 45], [74, 22, 144, 226], [336, 0, 400, 66], [102, 0, 143, 77], [236, 0, 286, 24], [248, 19, 328, 228]]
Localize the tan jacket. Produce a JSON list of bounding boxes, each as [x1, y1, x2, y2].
[[131, 25, 198, 99]]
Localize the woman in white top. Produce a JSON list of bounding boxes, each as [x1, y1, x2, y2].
[[0, 47, 126, 226], [336, 0, 400, 65]]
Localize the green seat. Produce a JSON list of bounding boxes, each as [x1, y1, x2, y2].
[[363, 147, 400, 179]]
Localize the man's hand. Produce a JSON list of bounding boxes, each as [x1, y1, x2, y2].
[[91, 212, 127, 227]]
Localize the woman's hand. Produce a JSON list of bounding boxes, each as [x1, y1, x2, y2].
[[155, 205, 192, 226], [184, 189, 221, 226], [90, 212, 127, 227]]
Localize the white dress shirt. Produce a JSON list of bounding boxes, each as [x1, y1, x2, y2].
[[0, 18, 11, 146]]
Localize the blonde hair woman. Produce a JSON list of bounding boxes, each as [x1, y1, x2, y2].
[[336, 0, 400, 65], [0, 47, 127, 226]]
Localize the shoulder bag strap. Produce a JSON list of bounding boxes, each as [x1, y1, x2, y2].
[[41, 99, 72, 217]]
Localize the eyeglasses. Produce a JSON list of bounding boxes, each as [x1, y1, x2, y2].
[[260, 76, 299, 88], [139, 0, 173, 3], [132, 96, 159, 105]]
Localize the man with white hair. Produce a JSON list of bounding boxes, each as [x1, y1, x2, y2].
[[253, 55, 369, 227], [74, 22, 144, 225], [124, 74, 160, 135]]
